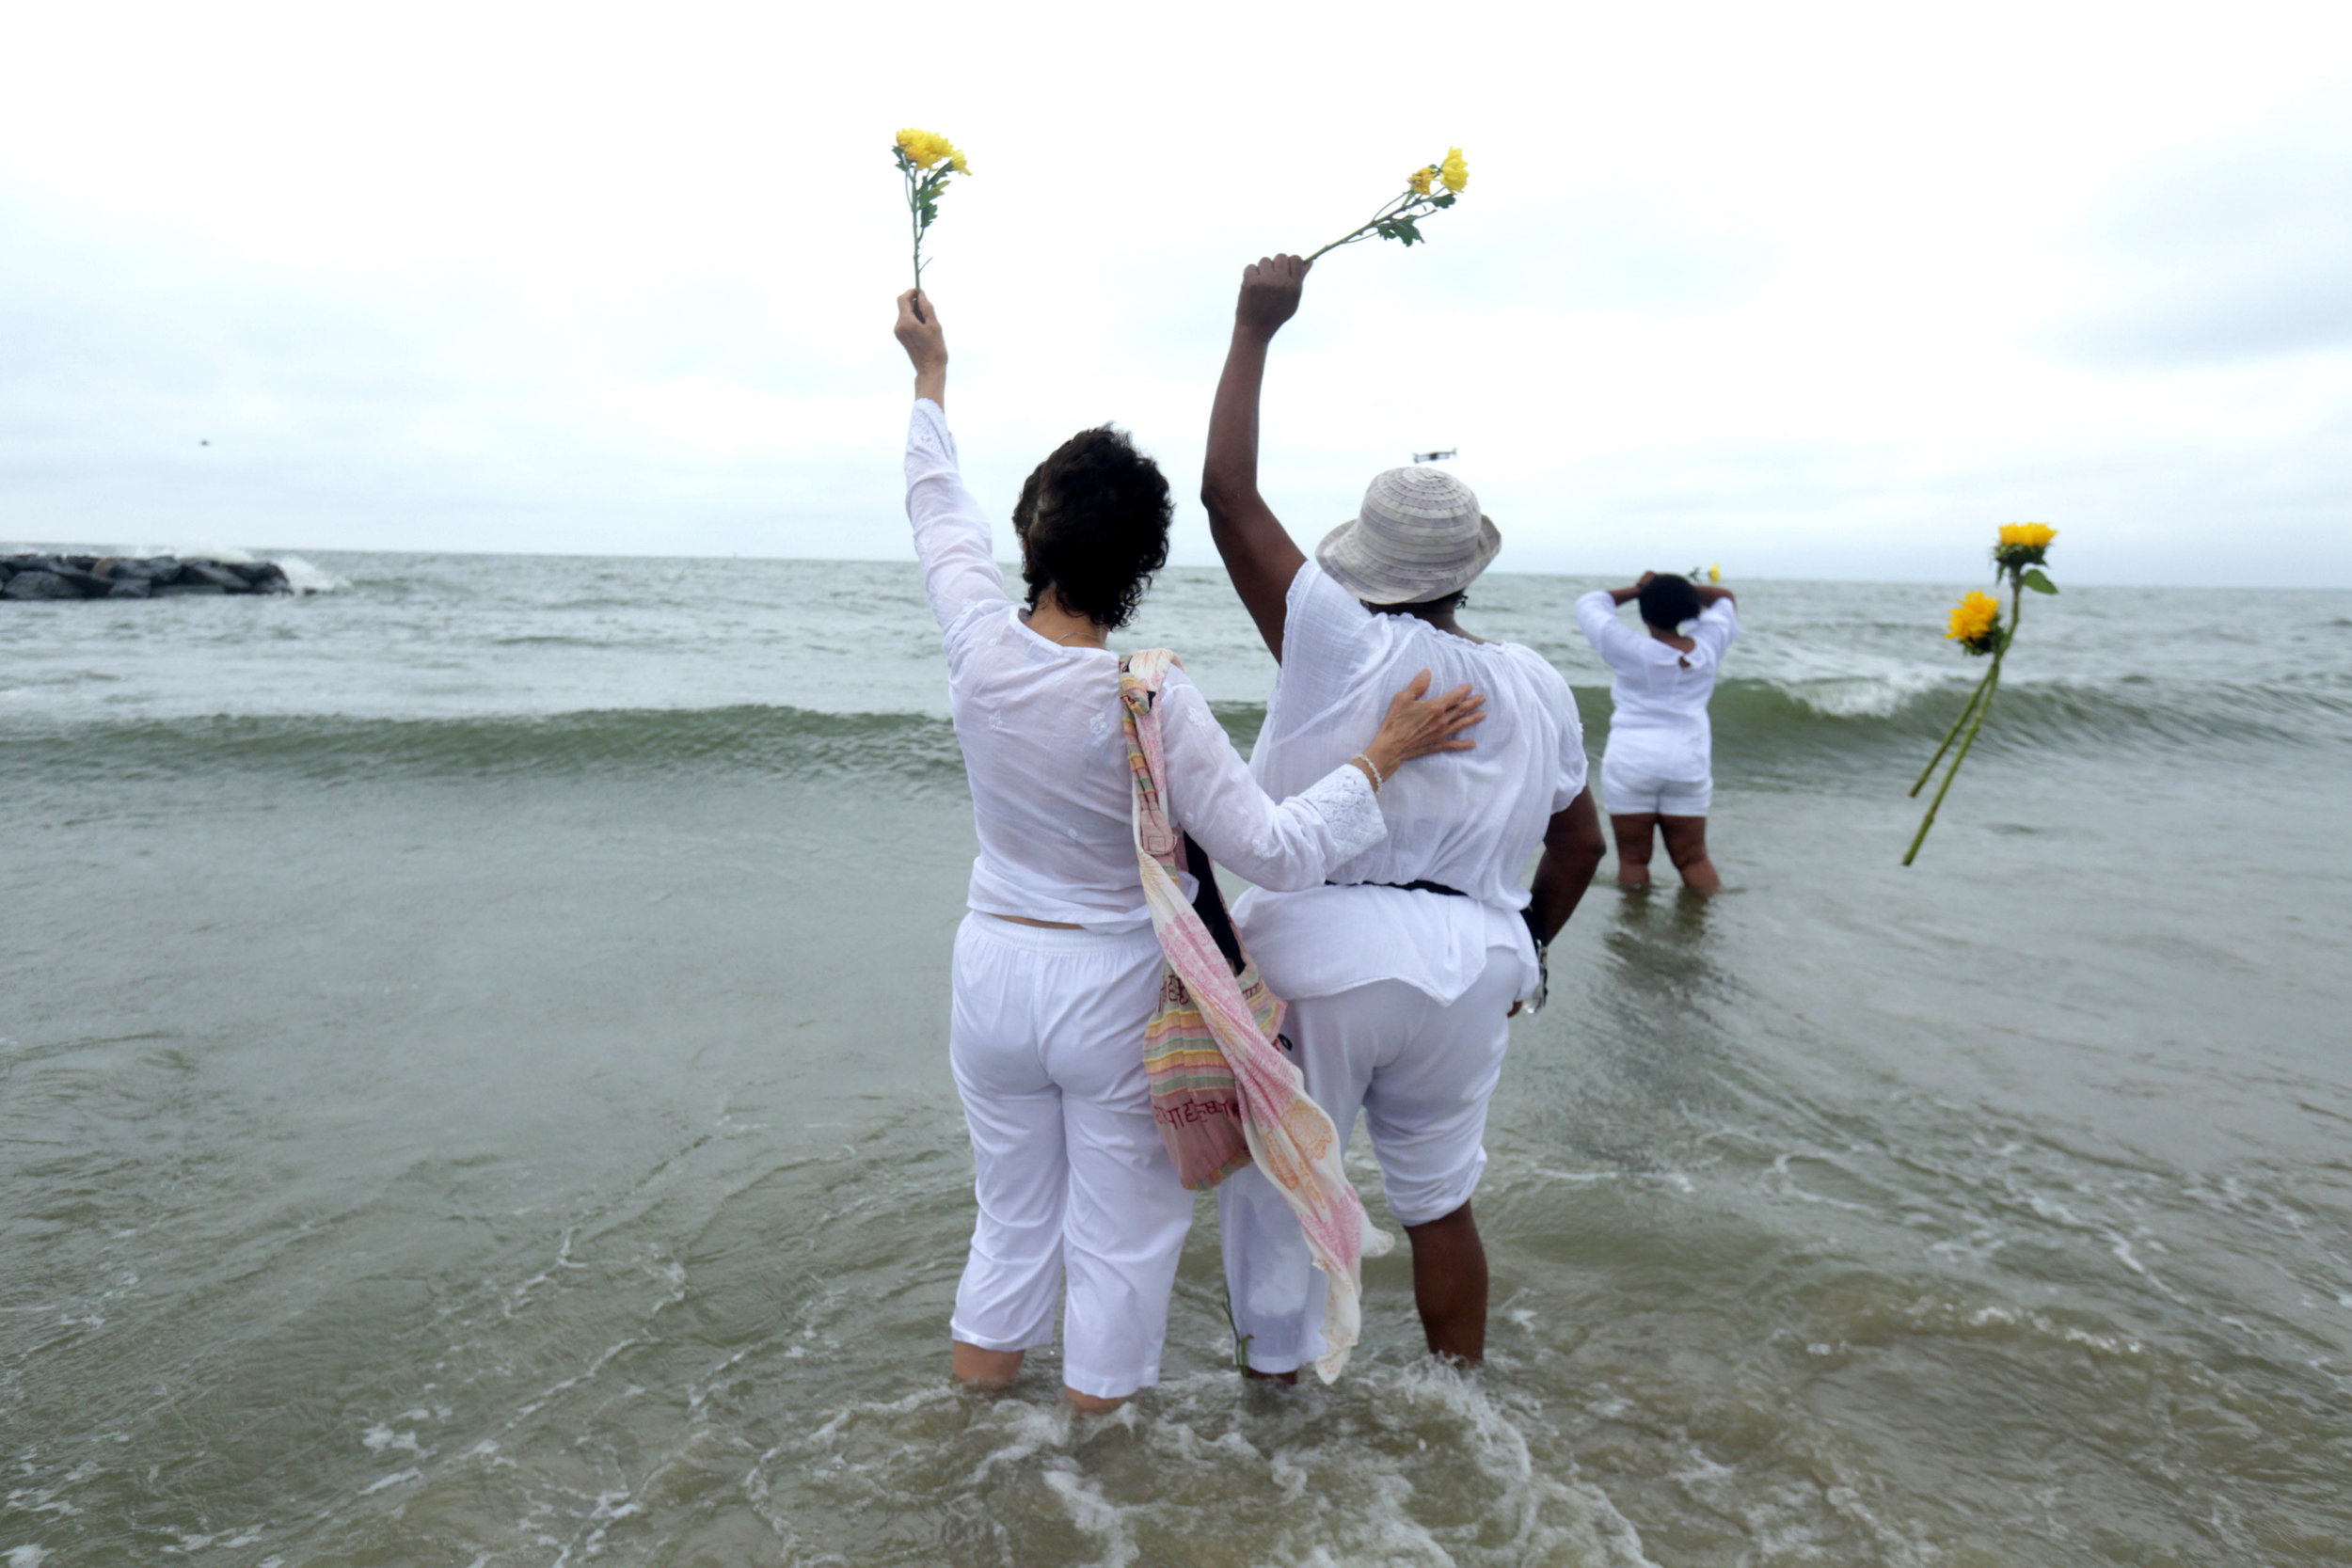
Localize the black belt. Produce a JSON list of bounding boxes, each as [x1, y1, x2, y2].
[[1327, 879, 1470, 897], [1335, 878, 1550, 966]]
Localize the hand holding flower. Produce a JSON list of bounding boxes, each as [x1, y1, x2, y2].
[[1234, 254, 1311, 341], [894, 290, 947, 406]]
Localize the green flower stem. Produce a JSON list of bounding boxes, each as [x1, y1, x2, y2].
[[1903, 571, 2027, 865], [904, 163, 925, 302], [901, 159, 957, 310], [1909, 664, 1995, 798], [1305, 186, 1445, 261], [1306, 195, 1405, 261], [1903, 658, 1999, 865]]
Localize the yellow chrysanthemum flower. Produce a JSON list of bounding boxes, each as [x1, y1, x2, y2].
[[1998, 522, 2057, 548], [896, 127, 965, 173], [1708, 563, 1722, 584], [1440, 147, 1469, 193], [1407, 166, 1435, 196], [1945, 590, 2001, 646]]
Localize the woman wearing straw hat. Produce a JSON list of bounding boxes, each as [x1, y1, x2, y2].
[[1199, 255, 1608, 1374]]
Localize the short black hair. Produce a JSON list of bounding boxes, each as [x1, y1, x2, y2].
[[1011, 426, 1172, 631], [1638, 574, 1701, 631], [1365, 589, 1467, 615]]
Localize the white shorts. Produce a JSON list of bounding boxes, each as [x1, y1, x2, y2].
[[1600, 752, 1712, 816], [947, 913, 1192, 1401], [1213, 945, 1521, 1376]]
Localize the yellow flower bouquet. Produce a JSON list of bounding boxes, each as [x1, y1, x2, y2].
[[892, 127, 969, 315], [1903, 525, 2061, 863], [1305, 148, 1469, 262]]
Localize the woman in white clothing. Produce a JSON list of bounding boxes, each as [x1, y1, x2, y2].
[[1200, 257, 1609, 1375], [1575, 572, 1740, 891], [892, 291, 1486, 1412]]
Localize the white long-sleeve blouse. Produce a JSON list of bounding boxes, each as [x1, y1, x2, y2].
[[1575, 590, 1740, 781], [1231, 562, 1588, 1006], [905, 399, 1386, 931]]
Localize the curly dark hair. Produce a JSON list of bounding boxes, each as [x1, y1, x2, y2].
[[1011, 426, 1172, 630], [1638, 573, 1702, 631]]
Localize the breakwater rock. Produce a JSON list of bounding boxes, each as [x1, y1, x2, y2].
[[2, 553, 294, 601]]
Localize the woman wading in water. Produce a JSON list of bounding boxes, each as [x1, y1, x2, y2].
[[1575, 572, 1740, 890], [893, 290, 1485, 1412], [1200, 256, 1606, 1375]]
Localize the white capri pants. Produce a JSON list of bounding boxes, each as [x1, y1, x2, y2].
[[1214, 944, 1522, 1376], [947, 912, 1192, 1401], [1600, 751, 1713, 816]]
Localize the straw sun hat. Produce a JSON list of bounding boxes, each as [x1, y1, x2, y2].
[[1313, 467, 1502, 605]]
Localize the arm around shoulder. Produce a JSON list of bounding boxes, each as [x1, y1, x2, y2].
[[1155, 673, 1386, 890]]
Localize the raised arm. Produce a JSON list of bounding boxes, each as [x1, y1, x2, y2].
[[1689, 584, 1740, 661], [896, 291, 1007, 631], [1575, 586, 1648, 664], [1201, 256, 1312, 661], [1694, 582, 1737, 609]]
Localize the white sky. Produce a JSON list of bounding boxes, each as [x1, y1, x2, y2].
[[3, 0, 2348, 586]]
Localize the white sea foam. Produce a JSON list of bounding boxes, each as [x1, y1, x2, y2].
[[361, 1422, 421, 1455], [357, 1468, 420, 1497], [122, 542, 254, 564], [1772, 668, 1945, 718], [739, 1364, 1663, 1567], [272, 554, 346, 593], [1039, 1468, 1140, 1568], [108, 542, 344, 593]]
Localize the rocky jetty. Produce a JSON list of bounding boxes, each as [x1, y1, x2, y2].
[[2, 553, 294, 600]]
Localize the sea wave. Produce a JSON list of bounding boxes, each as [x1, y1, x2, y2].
[[2, 673, 2342, 794], [0, 705, 968, 789], [1694, 675, 2352, 758]]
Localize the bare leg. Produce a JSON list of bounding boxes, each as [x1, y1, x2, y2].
[[1659, 815, 1720, 891], [953, 1341, 1025, 1389], [1065, 1386, 1131, 1413], [1611, 813, 1659, 889], [1403, 1201, 1487, 1366]]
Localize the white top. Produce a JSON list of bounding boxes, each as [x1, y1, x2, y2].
[[1235, 562, 1588, 1005], [905, 400, 1387, 932], [1575, 590, 1740, 782]]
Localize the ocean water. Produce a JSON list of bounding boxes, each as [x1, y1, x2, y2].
[[3, 552, 2347, 1567]]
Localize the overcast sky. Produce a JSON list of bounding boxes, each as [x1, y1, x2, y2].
[[4, 0, 2348, 586]]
